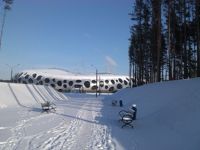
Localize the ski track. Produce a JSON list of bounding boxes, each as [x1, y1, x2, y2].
[[0, 97, 115, 150]]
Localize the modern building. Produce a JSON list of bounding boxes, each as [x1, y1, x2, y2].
[[14, 68, 131, 93]]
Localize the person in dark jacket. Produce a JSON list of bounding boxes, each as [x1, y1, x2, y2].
[[131, 104, 137, 120]]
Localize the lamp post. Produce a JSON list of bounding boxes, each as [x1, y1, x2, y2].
[[91, 65, 98, 98], [96, 68, 98, 98], [6, 64, 20, 82]]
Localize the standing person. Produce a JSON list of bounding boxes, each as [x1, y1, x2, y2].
[[131, 104, 137, 120]]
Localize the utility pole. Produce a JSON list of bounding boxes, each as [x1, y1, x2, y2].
[[96, 69, 98, 98], [0, 0, 13, 50], [6, 64, 20, 82]]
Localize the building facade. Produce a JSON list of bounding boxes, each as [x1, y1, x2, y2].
[[14, 69, 131, 93]]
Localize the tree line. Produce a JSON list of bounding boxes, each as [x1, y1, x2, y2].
[[129, 0, 200, 86]]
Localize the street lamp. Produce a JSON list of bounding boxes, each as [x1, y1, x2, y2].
[[6, 64, 20, 82], [91, 65, 98, 98]]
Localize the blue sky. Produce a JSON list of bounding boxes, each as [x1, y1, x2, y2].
[[0, 0, 132, 79]]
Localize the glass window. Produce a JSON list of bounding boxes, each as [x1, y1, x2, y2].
[[91, 85, 98, 90], [109, 87, 114, 92], [37, 75, 42, 81], [124, 80, 128, 85], [45, 78, 50, 83], [92, 80, 96, 83], [119, 78, 123, 83], [76, 80, 82, 83], [69, 81, 73, 86], [32, 73, 37, 78], [51, 84, 55, 88], [117, 84, 122, 89], [84, 81, 90, 88], [25, 75, 29, 79], [57, 81, 62, 86], [111, 80, 115, 84], [28, 78, 33, 83]]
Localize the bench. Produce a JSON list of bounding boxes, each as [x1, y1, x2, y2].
[[119, 106, 136, 128], [41, 101, 56, 112]]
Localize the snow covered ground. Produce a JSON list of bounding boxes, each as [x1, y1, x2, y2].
[[0, 78, 200, 150]]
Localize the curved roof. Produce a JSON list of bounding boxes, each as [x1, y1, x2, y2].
[[18, 68, 129, 80]]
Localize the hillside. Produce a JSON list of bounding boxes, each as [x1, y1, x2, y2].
[[108, 78, 200, 150]]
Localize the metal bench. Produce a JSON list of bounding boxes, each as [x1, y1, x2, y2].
[[119, 110, 134, 128], [119, 108, 135, 128], [41, 101, 56, 112]]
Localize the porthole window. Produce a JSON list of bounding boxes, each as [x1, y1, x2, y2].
[[105, 85, 108, 89], [117, 84, 122, 89], [84, 81, 90, 88], [39, 81, 43, 85], [69, 81, 73, 86], [74, 84, 82, 88], [109, 87, 114, 92], [99, 81, 104, 87], [92, 80, 96, 83], [25, 75, 29, 79], [32, 73, 37, 78], [111, 80, 115, 84], [52, 78, 56, 82], [119, 78, 123, 83], [124, 80, 128, 85], [37, 75, 42, 81], [51, 84, 55, 88], [63, 80, 67, 83], [28, 78, 33, 83], [91, 85, 98, 90], [76, 80, 82, 83], [57, 81, 62, 86], [58, 89, 63, 92], [63, 84, 67, 88], [45, 78, 50, 83], [105, 80, 109, 84]]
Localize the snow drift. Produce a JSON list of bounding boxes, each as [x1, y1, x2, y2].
[[0, 82, 67, 108], [108, 78, 200, 150]]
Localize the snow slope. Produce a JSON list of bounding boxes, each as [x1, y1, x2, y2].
[[108, 78, 200, 150], [0, 78, 200, 150], [0, 82, 66, 108], [0, 82, 113, 150]]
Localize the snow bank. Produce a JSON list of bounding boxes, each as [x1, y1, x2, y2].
[[108, 78, 200, 150], [0, 82, 67, 108]]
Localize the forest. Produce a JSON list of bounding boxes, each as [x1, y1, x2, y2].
[[129, 0, 200, 86]]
